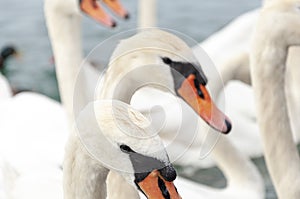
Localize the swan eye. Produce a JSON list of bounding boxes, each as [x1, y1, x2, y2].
[[161, 57, 172, 65], [120, 144, 134, 153]]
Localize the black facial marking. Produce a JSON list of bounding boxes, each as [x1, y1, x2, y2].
[[158, 176, 171, 199], [162, 57, 208, 92], [134, 181, 147, 198], [131, 152, 165, 184], [120, 145, 177, 184]]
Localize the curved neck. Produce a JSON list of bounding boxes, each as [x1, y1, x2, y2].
[[138, 0, 157, 28], [251, 44, 300, 198], [45, 9, 87, 124], [211, 136, 263, 191], [63, 134, 109, 199], [98, 57, 174, 102]]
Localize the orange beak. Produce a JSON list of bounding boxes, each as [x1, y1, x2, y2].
[[178, 74, 232, 134], [137, 170, 182, 199], [80, 0, 116, 27], [103, 0, 129, 19], [13, 51, 21, 61]]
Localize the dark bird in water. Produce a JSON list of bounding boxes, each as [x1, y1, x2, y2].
[[0, 45, 18, 74]]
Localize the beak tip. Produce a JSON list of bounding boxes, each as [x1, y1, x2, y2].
[[223, 119, 232, 134]]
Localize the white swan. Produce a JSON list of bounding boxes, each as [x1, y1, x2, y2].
[[127, 0, 262, 168], [97, 29, 264, 199], [0, 92, 69, 199], [250, 0, 300, 198], [64, 100, 181, 199], [3, 100, 182, 199]]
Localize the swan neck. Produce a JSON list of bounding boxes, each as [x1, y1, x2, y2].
[[45, 8, 87, 123], [211, 136, 263, 190], [138, 0, 157, 28], [98, 58, 174, 103], [251, 45, 300, 197], [63, 134, 109, 199]]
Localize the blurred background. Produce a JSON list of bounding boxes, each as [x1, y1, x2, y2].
[[0, 0, 260, 101], [3, 0, 285, 198]]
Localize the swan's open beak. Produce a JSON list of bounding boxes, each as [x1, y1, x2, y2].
[[103, 0, 129, 19], [80, 0, 116, 27], [137, 170, 182, 199], [178, 74, 232, 134]]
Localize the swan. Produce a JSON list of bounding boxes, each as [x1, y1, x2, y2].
[[0, 45, 18, 100], [3, 100, 182, 199], [123, 0, 261, 169], [250, 0, 300, 198], [96, 29, 264, 199], [0, 92, 69, 199], [64, 100, 181, 199]]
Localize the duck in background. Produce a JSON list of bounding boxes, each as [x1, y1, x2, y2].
[[0, 45, 18, 74], [0, 45, 18, 100]]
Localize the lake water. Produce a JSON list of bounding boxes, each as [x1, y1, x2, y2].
[[1, 0, 279, 198]]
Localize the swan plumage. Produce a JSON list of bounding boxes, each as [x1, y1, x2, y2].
[[250, 0, 300, 197], [97, 28, 264, 199]]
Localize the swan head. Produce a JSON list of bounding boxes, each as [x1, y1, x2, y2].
[[76, 100, 181, 199], [44, 0, 128, 27], [106, 29, 232, 134]]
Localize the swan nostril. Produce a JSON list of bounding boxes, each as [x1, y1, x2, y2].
[[159, 165, 177, 182], [158, 176, 170, 199], [124, 13, 130, 20], [224, 119, 232, 134], [111, 21, 117, 28]]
